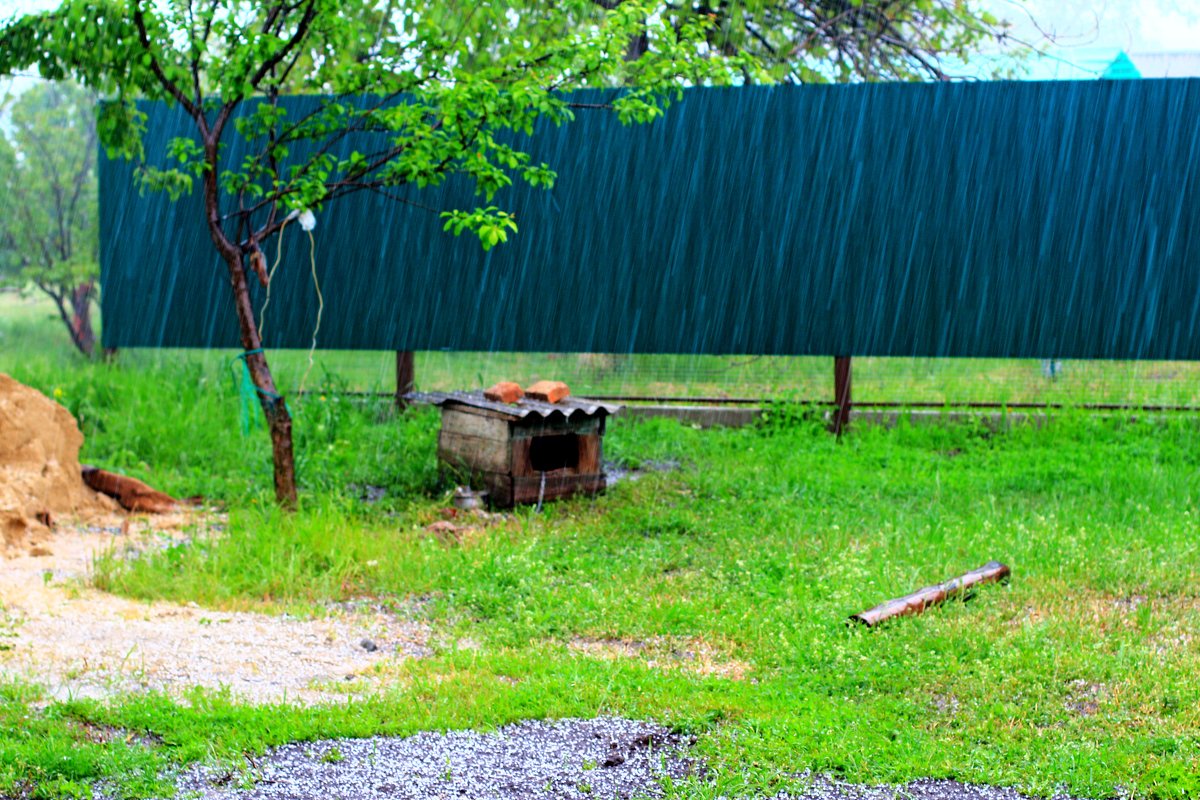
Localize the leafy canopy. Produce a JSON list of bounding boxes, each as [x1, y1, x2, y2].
[[409, 1, 1021, 84], [0, 1, 759, 252]]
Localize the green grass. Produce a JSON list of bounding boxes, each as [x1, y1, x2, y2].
[[3, 292, 1200, 799], [83, 415, 1200, 800]]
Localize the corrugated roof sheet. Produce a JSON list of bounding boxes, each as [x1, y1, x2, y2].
[[409, 390, 621, 421]]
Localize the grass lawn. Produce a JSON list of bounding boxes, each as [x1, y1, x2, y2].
[[2, 293, 1199, 799]]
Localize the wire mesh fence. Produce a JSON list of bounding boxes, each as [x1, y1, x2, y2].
[[10, 291, 1197, 413], [253, 350, 1200, 410]]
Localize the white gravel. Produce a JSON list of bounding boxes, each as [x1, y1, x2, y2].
[[779, 775, 1089, 800], [108, 719, 1093, 800], [167, 717, 694, 800]]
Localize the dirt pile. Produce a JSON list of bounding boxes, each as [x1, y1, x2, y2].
[[0, 373, 115, 546]]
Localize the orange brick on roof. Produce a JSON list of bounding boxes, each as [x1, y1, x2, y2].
[[483, 381, 524, 404], [525, 380, 570, 404]]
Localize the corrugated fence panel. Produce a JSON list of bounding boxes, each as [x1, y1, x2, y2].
[[100, 81, 1200, 357]]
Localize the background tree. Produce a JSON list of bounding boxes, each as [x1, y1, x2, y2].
[[0, 137, 20, 283], [0, 0, 753, 505], [0, 82, 101, 357], [425, 0, 1021, 82]]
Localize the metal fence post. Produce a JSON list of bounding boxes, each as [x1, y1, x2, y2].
[[396, 350, 415, 409], [833, 356, 852, 436]]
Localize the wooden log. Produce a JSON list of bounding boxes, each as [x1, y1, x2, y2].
[[81, 466, 180, 513], [850, 561, 1010, 627]]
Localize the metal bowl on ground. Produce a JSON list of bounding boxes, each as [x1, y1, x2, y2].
[[452, 487, 489, 511]]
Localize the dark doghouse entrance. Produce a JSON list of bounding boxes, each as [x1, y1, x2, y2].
[[529, 434, 580, 472]]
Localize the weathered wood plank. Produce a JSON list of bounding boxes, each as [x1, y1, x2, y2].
[[435, 464, 515, 507], [511, 417, 600, 438], [483, 473, 514, 507], [576, 433, 601, 474], [441, 408, 511, 441], [443, 404, 519, 422], [438, 431, 511, 473], [511, 472, 606, 504], [511, 437, 531, 476]]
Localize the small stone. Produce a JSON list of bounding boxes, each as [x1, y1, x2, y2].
[[360, 638, 378, 652]]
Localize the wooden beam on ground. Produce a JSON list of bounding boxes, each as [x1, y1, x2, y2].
[[851, 561, 1011, 627]]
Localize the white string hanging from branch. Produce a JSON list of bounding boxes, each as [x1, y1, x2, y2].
[[296, 210, 323, 398]]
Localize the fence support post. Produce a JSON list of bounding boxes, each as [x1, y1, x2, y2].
[[395, 350, 415, 409], [833, 355, 852, 436]]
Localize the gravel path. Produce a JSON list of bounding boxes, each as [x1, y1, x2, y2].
[[0, 520, 429, 703], [160, 718, 1091, 800], [781, 775, 1086, 800], [169, 717, 694, 800]]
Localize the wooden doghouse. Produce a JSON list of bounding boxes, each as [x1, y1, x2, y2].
[[419, 390, 620, 507]]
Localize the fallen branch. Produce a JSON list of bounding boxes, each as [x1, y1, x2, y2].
[[81, 466, 180, 513], [851, 561, 1011, 627]]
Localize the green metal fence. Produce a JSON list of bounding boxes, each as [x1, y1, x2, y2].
[[100, 80, 1200, 361]]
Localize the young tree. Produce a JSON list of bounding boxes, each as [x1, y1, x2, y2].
[[0, 82, 101, 356], [0, 0, 751, 505]]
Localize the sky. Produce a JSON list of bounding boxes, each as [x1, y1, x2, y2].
[[986, 0, 1200, 78], [1007, 0, 1200, 51], [3, 0, 1200, 92]]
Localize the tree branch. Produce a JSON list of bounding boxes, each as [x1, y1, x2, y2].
[[132, 0, 202, 123], [247, 0, 319, 91]]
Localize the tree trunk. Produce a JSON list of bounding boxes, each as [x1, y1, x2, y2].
[[43, 281, 96, 358], [69, 281, 96, 358], [625, 29, 648, 60], [223, 248, 299, 507], [200, 128, 298, 507]]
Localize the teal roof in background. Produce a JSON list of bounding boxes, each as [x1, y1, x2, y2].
[[967, 47, 1200, 82], [1102, 51, 1143, 79]]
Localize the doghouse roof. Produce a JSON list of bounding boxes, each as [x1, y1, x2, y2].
[[410, 391, 621, 422]]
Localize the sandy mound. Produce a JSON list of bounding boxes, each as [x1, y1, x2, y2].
[[0, 373, 115, 546]]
